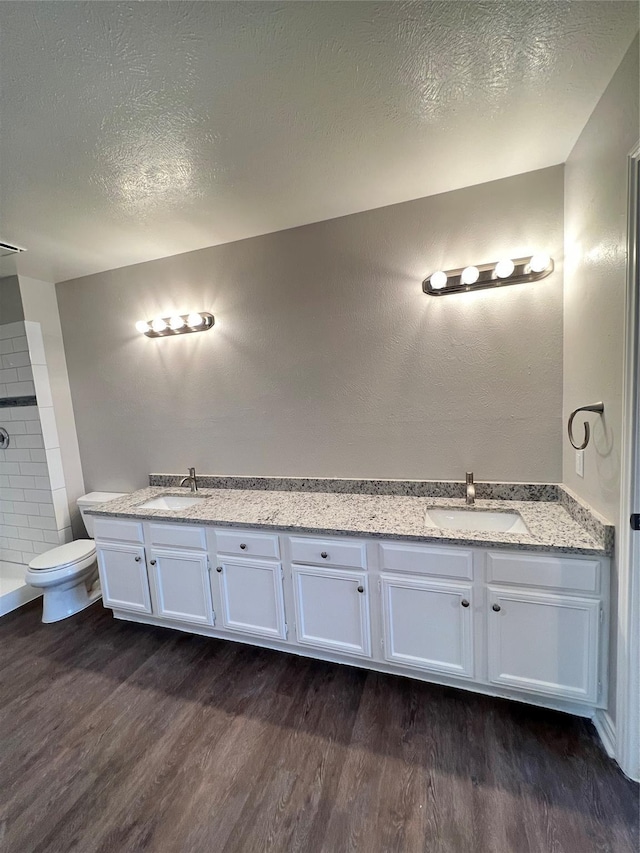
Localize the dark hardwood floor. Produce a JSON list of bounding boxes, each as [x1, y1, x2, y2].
[[0, 601, 637, 853]]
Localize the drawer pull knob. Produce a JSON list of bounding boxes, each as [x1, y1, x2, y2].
[[134, 556, 142, 562], [461, 599, 470, 608], [492, 603, 501, 612], [321, 551, 328, 559], [150, 559, 156, 565], [357, 585, 364, 593], [216, 566, 223, 573], [240, 543, 247, 550]]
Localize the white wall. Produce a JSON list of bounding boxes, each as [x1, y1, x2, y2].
[[563, 36, 640, 723], [57, 166, 564, 492], [18, 276, 85, 534]]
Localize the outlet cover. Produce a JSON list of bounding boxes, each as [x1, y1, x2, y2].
[[575, 449, 584, 478]]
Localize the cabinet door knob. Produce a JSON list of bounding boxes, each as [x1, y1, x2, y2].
[[357, 585, 364, 593], [461, 599, 470, 608], [240, 543, 247, 550], [320, 552, 328, 559], [216, 566, 223, 573], [134, 556, 141, 562], [492, 603, 501, 612], [150, 559, 156, 566]]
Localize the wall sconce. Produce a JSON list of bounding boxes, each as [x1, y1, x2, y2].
[[135, 312, 215, 337], [423, 254, 553, 296]]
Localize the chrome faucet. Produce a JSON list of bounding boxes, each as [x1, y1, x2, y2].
[[466, 472, 476, 506], [179, 467, 198, 493]]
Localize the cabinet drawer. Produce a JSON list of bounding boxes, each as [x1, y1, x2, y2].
[[289, 537, 366, 569], [93, 517, 144, 544], [486, 552, 600, 593], [379, 542, 472, 580], [215, 530, 280, 560], [148, 523, 206, 551]]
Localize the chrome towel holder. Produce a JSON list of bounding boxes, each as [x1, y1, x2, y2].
[[568, 402, 604, 450]]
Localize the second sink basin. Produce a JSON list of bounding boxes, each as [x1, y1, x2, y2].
[[138, 494, 209, 510], [425, 507, 530, 535]]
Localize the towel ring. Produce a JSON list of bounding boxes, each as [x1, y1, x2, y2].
[[568, 403, 604, 450]]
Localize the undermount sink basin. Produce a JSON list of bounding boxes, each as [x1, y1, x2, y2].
[[137, 495, 209, 510], [425, 507, 530, 535]]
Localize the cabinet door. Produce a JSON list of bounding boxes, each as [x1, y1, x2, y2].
[[381, 574, 474, 677], [487, 587, 600, 703], [215, 557, 287, 640], [97, 542, 151, 614], [292, 565, 371, 657], [149, 548, 213, 626]]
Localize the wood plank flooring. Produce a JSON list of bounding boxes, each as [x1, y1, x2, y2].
[[0, 601, 637, 853]]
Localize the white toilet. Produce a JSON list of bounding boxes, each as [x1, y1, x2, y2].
[[25, 492, 126, 623]]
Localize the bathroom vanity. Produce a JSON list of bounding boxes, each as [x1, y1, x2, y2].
[[89, 480, 612, 717]]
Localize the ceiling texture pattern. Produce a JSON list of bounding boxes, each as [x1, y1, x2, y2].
[[0, 1, 637, 282]]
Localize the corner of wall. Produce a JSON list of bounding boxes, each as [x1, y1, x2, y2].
[[17, 275, 86, 535]]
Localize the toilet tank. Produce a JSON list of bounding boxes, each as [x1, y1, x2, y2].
[[76, 492, 127, 537]]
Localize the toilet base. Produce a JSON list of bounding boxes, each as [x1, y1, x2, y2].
[[41, 574, 102, 623]]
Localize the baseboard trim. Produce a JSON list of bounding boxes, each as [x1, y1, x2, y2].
[[593, 709, 616, 758]]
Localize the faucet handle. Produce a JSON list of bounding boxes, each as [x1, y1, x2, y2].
[[466, 471, 474, 483]]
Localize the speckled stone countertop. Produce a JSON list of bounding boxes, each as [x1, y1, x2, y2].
[[88, 485, 612, 556]]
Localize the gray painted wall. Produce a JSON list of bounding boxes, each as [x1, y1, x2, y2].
[[563, 36, 640, 722], [0, 276, 24, 324], [57, 166, 564, 493]]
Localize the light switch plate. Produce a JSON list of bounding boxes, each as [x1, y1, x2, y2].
[[575, 449, 584, 478]]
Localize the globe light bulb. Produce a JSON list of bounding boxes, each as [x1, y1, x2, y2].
[[495, 259, 515, 279], [135, 320, 150, 334], [430, 271, 447, 290], [529, 253, 551, 273], [461, 266, 480, 285], [169, 315, 185, 330], [151, 317, 167, 333], [187, 312, 203, 327]]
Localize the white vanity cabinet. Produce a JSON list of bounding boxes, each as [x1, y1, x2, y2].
[[289, 536, 371, 657], [378, 542, 475, 678], [97, 541, 152, 614], [95, 515, 610, 718], [214, 556, 287, 640], [484, 551, 605, 704], [380, 575, 474, 677], [486, 587, 601, 703], [148, 548, 213, 626], [146, 524, 213, 626], [94, 518, 151, 614], [212, 529, 287, 640], [292, 564, 371, 657]]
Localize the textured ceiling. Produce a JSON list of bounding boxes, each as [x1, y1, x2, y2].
[[0, 1, 637, 283]]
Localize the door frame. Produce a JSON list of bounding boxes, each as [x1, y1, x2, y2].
[[616, 144, 640, 781]]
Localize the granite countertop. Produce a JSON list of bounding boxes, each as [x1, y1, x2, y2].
[[88, 485, 611, 556]]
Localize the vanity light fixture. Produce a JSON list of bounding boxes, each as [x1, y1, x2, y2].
[[136, 312, 215, 337], [423, 254, 554, 296]]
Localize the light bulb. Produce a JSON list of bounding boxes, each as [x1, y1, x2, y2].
[[495, 259, 515, 279], [430, 271, 447, 290], [135, 320, 150, 334], [169, 315, 185, 330], [529, 253, 551, 273], [151, 317, 167, 333], [461, 266, 479, 285], [187, 312, 203, 327]]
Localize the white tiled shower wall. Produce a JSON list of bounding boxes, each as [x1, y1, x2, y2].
[[0, 321, 72, 564]]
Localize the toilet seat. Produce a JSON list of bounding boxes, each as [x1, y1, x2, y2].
[[29, 539, 96, 573]]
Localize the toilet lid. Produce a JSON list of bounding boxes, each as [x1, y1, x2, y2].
[[29, 539, 96, 571]]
